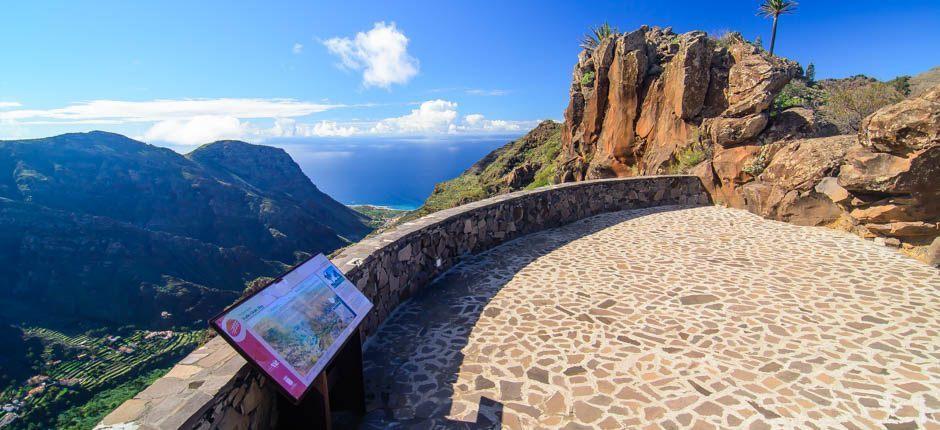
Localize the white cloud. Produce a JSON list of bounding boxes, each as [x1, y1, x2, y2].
[[0, 98, 340, 124], [464, 114, 485, 125], [0, 96, 535, 144], [466, 89, 509, 96], [0, 101, 21, 109], [143, 115, 250, 145], [454, 113, 535, 133], [292, 43, 304, 54], [269, 118, 358, 138], [323, 22, 419, 89], [312, 120, 357, 137], [372, 99, 458, 134], [364, 100, 537, 136]]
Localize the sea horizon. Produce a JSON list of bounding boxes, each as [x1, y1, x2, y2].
[[265, 135, 522, 210]]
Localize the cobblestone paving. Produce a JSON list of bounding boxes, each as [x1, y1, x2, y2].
[[358, 206, 940, 429]]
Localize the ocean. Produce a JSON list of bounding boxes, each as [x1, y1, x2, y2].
[[269, 135, 519, 210]]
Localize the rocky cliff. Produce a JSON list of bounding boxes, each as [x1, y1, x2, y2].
[[557, 27, 939, 259], [416, 26, 939, 262], [0, 132, 372, 327], [559, 27, 805, 198]]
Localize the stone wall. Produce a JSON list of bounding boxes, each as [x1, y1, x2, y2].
[[97, 176, 710, 430]]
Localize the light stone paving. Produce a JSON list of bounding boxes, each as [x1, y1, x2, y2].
[[357, 206, 940, 429]]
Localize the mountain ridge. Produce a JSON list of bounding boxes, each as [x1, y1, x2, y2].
[[0, 131, 371, 327]]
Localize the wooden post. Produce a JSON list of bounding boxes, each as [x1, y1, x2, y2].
[[315, 372, 331, 430], [276, 330, 366, 429]]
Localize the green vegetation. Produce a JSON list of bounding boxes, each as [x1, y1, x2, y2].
[[668, 144, 708, 174], [580, 71, 596, 87], [743, 147, 771, 177], [54, 366, 170, 430], [349, 205, 408, 229], [805, 63, 816, 83], [887, 75, 912, 96], [403, 122, 563, 221], [819, 80, 903, 132], [758, 0, 798, 56], [711, 31, 738, 50], [0, 327, 201, 429], [580, 22, 618, 51], [772, 79, 826, 111]]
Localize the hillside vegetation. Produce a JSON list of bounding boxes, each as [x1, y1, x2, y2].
[[403, 121, 562, 221], [0, 132, 376, 429]]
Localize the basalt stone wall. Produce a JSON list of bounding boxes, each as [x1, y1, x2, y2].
[[97, 176, 710, 430], [331, 176, 711, 337]]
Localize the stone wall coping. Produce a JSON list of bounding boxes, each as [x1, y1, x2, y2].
[[98, 336, 246, 429], [98, 175, 709, 430], [329, 175, 694, 272]]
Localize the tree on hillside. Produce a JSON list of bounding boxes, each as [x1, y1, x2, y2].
[[758, 0, 798, 56], [805, 63, 816, 83], [820, 81, 903, 132], [580, 22, 618, 52]]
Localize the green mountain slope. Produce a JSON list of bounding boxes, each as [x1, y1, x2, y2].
[[0, 131, 374, 429], [0, 131, 374, 329], [404, 121, 562, 221]]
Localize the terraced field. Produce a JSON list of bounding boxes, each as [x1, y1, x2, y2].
[[0, 327, 202, 429]]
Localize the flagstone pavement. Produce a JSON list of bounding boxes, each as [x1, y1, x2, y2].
[[356, 205, 940, 429]]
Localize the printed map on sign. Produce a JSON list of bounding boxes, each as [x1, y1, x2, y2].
[[212, 254, 372, 402]]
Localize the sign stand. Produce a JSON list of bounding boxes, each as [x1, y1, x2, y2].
[[209, 254, 373, 429], [276, 329, 366, 430]]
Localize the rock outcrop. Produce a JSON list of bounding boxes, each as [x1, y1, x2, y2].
[[835, 86, 940, 240], [553, 25, 939, 257], [414, 26, 938, 262], [560, 27, 800, 182]]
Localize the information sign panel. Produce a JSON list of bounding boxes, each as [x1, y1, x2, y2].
[[211, 254, 372, 402]]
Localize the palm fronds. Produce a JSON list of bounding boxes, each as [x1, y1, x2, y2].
[[758, 0, 798, 18], [580, 22, 619, 51]]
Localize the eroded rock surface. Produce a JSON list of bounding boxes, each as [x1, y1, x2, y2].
[[560, 27, 799, 181], [556, 25, 939, 253]]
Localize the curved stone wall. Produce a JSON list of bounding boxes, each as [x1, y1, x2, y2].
[[97, 176, 710, 430]]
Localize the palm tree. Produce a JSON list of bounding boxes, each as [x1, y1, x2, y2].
[[580, 22, 618, 52], [758, 0, 798, 56]]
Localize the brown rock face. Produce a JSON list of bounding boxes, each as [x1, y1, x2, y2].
[[556, 25, 939, 251], [859, 86, 940, 155], [836, 84, 940, 239], [560, 27, 799, 185], [741, 135, 855, 225]]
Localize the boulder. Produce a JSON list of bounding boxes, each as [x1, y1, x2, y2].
[[506, 163, 535, 189], [707, 113, 769, 147], [838, 146, 939, 195], [858, 85, 940, 155], [742, 183, 842, 226], [841, 85, 940, 214], [759, 135, 854, 191], [849, 198, 928, 223], [814, 177, 851, 205], [864, 221, 938, 238], [723, 36, 801, 117], [738, 135, 855, 226], [762, 107, 839, 142]]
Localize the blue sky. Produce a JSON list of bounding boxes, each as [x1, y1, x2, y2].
[[1, 0, 937, 148]]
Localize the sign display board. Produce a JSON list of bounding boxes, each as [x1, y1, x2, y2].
[[211, 254, 372, 403]]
